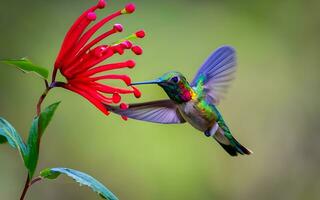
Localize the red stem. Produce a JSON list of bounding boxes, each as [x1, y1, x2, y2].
[[19, 80, 52, 200], [30, 177, 42, 186], [19, 175, 30, 200]]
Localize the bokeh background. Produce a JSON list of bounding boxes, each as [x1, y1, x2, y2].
[[1, 0, 320, 199]]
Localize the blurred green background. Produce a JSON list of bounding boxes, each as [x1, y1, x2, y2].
[[1, 0, 320, 199]]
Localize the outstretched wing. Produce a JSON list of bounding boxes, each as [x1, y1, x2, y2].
[[191, 46, 237, 104], [105, 100, 186, 124]]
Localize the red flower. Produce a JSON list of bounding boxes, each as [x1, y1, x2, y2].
[[52, 0, 144, 115]]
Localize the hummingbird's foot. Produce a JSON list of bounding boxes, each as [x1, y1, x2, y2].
[[204, 130, 211, 137], [204, 123, 219, 137]]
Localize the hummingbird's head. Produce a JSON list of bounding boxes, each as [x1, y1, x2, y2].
[[131, 71, 195, 103]]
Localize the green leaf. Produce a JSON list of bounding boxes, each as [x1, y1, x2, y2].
[[0, 118, 28, 163], [26, 102, 60, 178], [38, 101, 61, 138], [0, 135, 7, 144], [1, 58, 49, 79], [40, 168, 119, 200]]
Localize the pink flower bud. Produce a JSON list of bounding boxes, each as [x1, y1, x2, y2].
[[97, 0, 106, 9], [113, 24, 123, 32], [125, 3, 136, 13]]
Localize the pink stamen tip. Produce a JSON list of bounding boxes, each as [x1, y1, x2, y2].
[[121, 40, 133, 49], [120, 103, 129, 110], [87, 12, 97, 21], [125, 3, 136, 13], [135, 30, 145, 38], [131, 46, 143, 55], [112, 93, 121, 103], [113, 24, 123, 32], [120, 43, 129, 49], [132, 86, 141, 98], [97, 0, 106, 9], [126, 60, 136, 68], [121, 115, 128, 121]]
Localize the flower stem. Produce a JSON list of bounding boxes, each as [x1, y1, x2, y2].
[[19, 176, 43, 200], [19, 79, 52, 200], [19, 175, 30, 200], [52, 68, 58, 83], [30, 176, 42, 186], [36, 91, 48, 116]]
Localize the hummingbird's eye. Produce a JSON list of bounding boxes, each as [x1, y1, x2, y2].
[[171, 76, 179, 83]]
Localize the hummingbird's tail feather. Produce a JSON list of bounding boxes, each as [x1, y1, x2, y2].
[[217, 142, 238, 156], [214, 129, 252, 156]]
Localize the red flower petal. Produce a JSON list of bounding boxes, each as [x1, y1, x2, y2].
[[78, 60, 135, 78], [55, 2, 102, 68], [93, 82, 135, 94], [69, 10, 122, 58], [91, 74, 132, 85], [64, 83, 110, 115]]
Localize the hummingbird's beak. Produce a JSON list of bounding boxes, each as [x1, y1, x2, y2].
[[130, 79, 162, 86]]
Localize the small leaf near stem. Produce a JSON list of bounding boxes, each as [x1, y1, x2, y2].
[[26, 101, 61, 178]]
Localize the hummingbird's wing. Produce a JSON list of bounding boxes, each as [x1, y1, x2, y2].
[[105, 100, 186, 124], [191, 46, 237, 104]]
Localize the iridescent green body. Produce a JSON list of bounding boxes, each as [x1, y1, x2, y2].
[[159, 72, 222, 132], [178, 99, 216, 132]]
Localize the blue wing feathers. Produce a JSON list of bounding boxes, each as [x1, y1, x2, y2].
[[191, 46, 237, 104], [193, 46, 235, 82]]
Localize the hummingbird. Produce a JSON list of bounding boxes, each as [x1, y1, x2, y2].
[[105, 46, 252, 156]]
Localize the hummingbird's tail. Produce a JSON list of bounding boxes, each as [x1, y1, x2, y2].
[[214, 128, 253, 156]]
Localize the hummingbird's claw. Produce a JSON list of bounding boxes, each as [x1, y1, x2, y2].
[[204, 130, 211, 137]]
